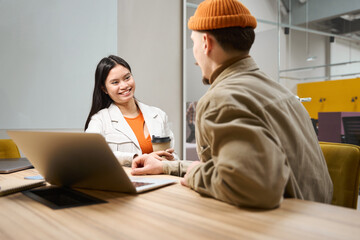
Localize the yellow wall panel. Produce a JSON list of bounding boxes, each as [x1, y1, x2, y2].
[[297, 78, 360, 119]]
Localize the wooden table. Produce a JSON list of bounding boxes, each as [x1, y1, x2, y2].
[[1, 168, 360, 240]]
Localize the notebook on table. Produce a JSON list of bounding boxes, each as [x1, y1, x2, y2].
[[0, 178, 45, 196], [0, 158, 33, 173], [7, 130, 177, 193]]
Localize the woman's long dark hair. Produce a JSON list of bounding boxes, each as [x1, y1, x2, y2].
[[84, 55, 132, 130]]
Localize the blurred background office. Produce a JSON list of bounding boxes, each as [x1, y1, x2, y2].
[[1, 0, 360, 159]]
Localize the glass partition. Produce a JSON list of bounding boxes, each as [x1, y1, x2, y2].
[[183, 0, 360, 159]]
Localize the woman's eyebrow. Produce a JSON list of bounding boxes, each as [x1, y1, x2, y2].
[[108, 71, 131, 82], [123, 72, 131, 77]]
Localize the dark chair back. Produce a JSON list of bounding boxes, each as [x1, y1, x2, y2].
[[342, 116, 360, 146], [311, 118, 318, 136]]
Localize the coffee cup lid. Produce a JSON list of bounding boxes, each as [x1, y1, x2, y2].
[[151, 135, 171, 143]]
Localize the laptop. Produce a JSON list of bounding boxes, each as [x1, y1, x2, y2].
[[0, 157, 33, 173], [7, 130, 177, 193]]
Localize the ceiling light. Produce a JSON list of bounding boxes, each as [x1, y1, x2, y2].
[[306, 56, 317, 61], [305, 1, 317, 62]]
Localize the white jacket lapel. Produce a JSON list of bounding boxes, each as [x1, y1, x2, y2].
[[108, 103, 140, 150], [138, 102, 161, 138]]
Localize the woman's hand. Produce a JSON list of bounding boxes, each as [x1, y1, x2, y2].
[[150, 148, 175, 161]]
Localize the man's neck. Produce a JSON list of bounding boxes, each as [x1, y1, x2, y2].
[[209, 53, 249, 84], [215, 50, 248, 66]]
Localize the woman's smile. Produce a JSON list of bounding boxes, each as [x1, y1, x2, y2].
[[119, 88, 132, 96]]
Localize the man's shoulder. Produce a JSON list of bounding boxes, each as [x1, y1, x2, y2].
[[206, 76, 252, 102], [199, 85, 248, 115], [200, 72, 284, 115]]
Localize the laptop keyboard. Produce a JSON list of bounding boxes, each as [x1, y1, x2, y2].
[[132, 181, 153, 187]]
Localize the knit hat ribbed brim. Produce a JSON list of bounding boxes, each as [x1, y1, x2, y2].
[[188, 0, 257, 30]]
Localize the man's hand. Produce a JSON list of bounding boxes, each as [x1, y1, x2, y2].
[[180, 161, 201, 187], [131, 154, 164, 175], [150, 148, 175, 161]]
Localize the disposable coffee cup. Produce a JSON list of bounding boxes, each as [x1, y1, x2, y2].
[[152, 135, 171, 152]]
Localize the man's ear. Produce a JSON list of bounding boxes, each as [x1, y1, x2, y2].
[[202, 33, 213, 55]]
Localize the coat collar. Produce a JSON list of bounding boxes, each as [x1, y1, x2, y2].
[[108, 103, 140, 149], [209, 56, 259, 90], [108, 100, 159, 150], [137, 101, 159, 140], [137, 101, 158, 119]]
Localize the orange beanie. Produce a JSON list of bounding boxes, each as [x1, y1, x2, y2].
[[188, 0, 257, 30]]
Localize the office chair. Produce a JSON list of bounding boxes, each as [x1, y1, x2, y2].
[[319, 142, 360, 209], [342, 116, 360, 146], [0, 139, 21, 159]]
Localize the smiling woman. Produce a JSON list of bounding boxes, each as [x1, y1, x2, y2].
[[103, 65, 136, 111], [85, 55, 179, 167]]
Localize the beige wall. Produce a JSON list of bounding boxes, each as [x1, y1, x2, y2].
[[117, 0, 183, 157]]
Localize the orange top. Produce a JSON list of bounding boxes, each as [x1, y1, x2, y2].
[[124, 111, 153, 154]]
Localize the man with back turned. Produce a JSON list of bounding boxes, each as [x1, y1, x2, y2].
[[132, 0, 333, 209]]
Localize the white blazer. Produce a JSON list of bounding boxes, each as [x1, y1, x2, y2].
[[86, 101, 177, 166]]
